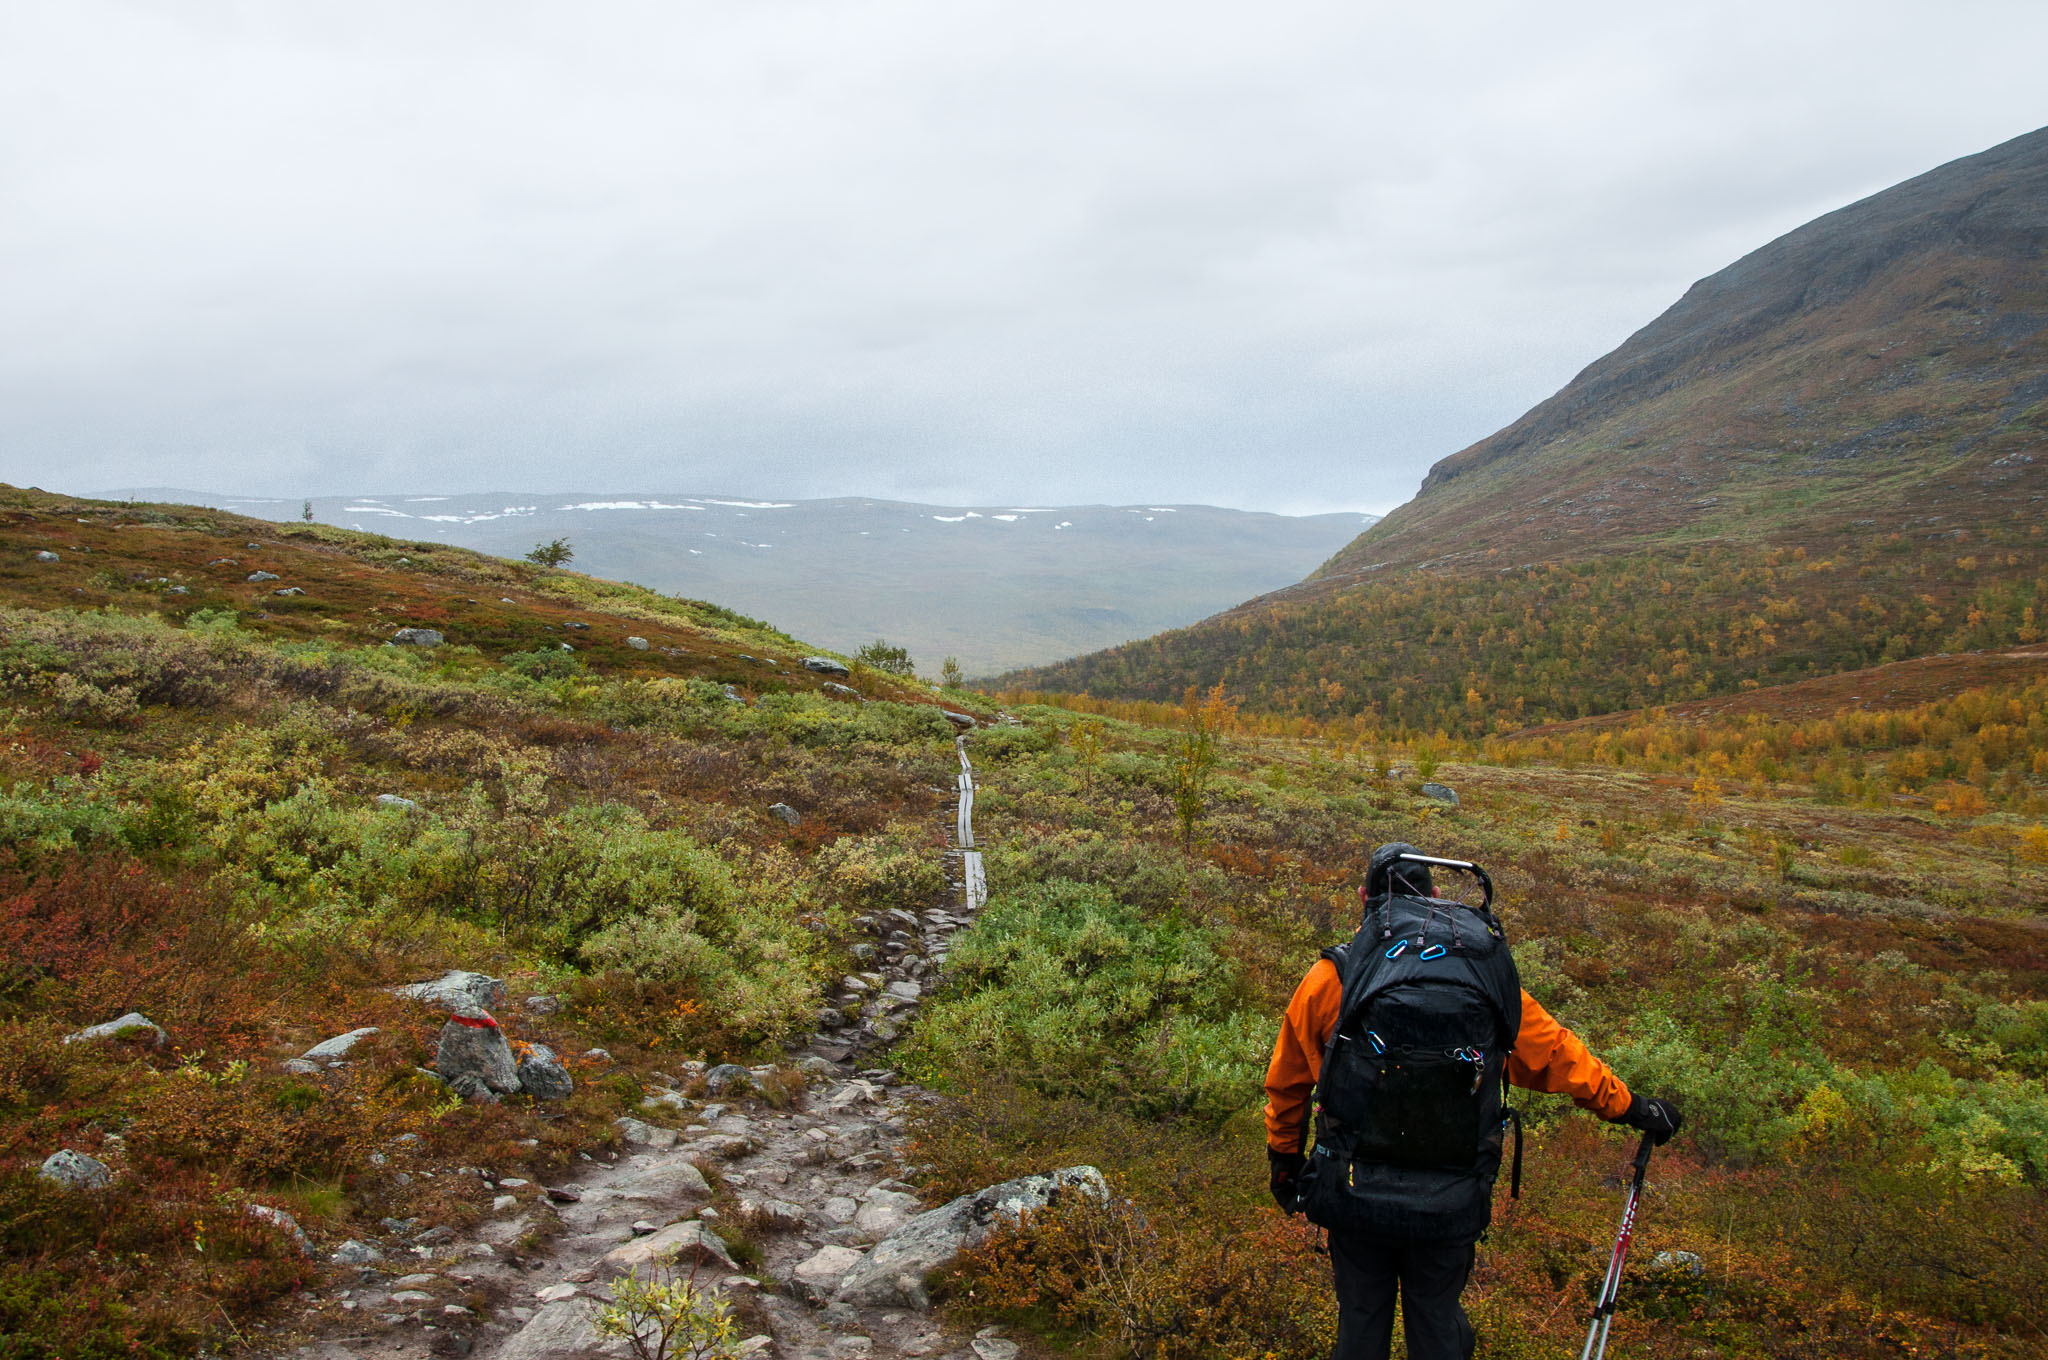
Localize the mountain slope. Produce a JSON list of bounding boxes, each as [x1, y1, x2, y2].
[[1002, 127, 2048, 731], [1327, 123, 2048, 577]]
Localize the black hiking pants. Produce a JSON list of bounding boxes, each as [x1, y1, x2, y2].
[[1329, 1231, 1476, 1360]]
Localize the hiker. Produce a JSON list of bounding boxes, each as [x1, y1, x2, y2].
[[1264, 842, 1681, 1360]]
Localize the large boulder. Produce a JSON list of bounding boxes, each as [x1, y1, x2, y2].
[[803, 657, 852, 677], [1420, 782, 1460, 807], [835, 1166, 1106, 1309], [395, 970, 505, 1012], [518, 1043, 575, 1100], [494, 1298, 632, 1360], [39, 1149, 110, 1189], [391, 627, 445, 646], [63, 1012, 166, 1047], [600, 1219, 737, 1277], [434, 1003, 520, 1098]]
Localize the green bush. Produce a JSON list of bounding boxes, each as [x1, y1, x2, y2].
[[813, 831, 946, 912], [903, 879, 1266, 1122]]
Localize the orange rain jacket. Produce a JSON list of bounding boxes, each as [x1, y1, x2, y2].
[[1264, 957, 1632, 1154]]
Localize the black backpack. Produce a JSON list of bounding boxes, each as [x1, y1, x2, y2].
[[1296, 855, 1523, 1243]]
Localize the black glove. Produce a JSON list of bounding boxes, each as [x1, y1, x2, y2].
[[1620, 1094, 1683, 1145], [1268, 1147, 1306, 1214]]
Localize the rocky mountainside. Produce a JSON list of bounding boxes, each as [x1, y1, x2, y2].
[[126, 491, 1374, 678], [1002, 126, 2048, 728], [1323, 123, 2048, 579]]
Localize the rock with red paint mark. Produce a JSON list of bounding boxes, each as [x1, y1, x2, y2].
[[435, 1003, 520, 1098], [395, 970, 505, 1012], [516, 1043, 575, 1100]]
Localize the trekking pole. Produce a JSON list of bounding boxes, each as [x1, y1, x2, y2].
[[1580, 1131, 1655, 1360]]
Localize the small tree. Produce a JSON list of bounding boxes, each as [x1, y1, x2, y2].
[[526, 538, 575, 569], [939, 656, 964, 689], [855, 639, 915, 677], [591, 1257, 743, 1360], [301, 499, 314, 522], [1070, 718, 1103, 788]]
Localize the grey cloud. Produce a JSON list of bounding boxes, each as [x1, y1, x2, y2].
[[3, 1, 2045, 513]]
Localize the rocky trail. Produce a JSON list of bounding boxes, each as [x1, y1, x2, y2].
[[274, 730, 1084, 1360]]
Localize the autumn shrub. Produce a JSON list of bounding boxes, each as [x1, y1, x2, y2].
[[902, 879, 1267, 1121], [949, 1190, 1334, 1360], [812, 830, 945, 913], [0, 852, 274, 1053], [989, 830, 1206, 916]]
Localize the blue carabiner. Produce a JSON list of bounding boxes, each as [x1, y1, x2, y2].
[[1367, 1030, 1386, 1055], [1419, 943, 1447, 961], [1384, 940, 1408, 960]]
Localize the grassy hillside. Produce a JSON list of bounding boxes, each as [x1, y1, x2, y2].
[[1000, 127, 2048, 730], [0, 486, 982, 1354], [3, 486, 2044, 1357]]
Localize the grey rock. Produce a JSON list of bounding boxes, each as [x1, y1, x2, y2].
[[34, 550, 59, 562], [332, 1239, 384, 1265], [740, 1197, 809, 1232], [816, 1007, 847, 1031], [494, 1298, 630, 1360], [972, 1341, 1019, 1360], [942, 710, 976, 729], [391, 627, 445, 646], [1650, 1249, 1705, 1277], [375, 793, 418, 812], [803, 657, 852, 677], [394, 969, 505, 1012], [64, 1011, 166, 1047], [281, 1058, 321, 1075], [245, 1204, 314, 1256], [836, 1166, 1108, 1309], [795, 1055, 838, 1077], [768, 802, 802, 826], [523, 993, 560, 1015], [791, 1244, 866, 1302], [854, 1189, 921, 1240], [517, 1043, 575, 1100], [273, 586, 305, 596], [600, 1219, 737, 1276], [304, 1026, 379, 1063], [722, 684, 745, 703], [613, 1117, 681, 1150], [434, 1004, 520, 1095], [625, 636, 649, 650], [704, 1063, 751, 1096], [38, 1149, 110, 1189], [247, 570, 280, 582], [885, 980, 921, 1002], [1420, 782, 1460, 807], [822, 682, 862, 700]]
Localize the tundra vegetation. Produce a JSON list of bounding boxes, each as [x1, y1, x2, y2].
[[1, 486, 2044, 1358]]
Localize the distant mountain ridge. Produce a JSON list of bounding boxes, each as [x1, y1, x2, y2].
[[125, 491, 1375, 676], [1004, 126, 2048, 729]]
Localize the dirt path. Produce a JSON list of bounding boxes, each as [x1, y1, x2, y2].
[[278, 733, 997, 1360]]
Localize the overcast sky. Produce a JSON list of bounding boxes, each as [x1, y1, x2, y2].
[[3, 2, 2044, 514]]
